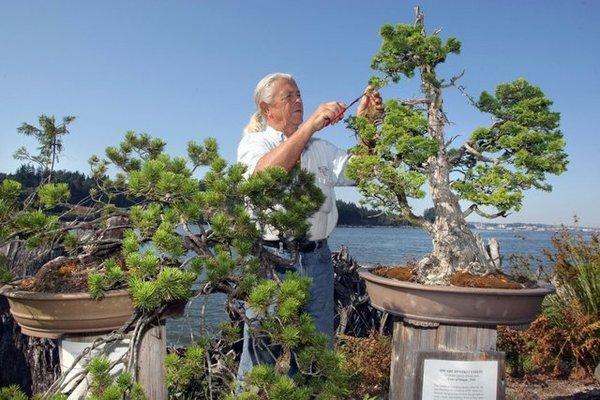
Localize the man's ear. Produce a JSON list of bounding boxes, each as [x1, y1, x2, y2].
[[259, 101, 269, 118]]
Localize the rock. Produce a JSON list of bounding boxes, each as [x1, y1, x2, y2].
[[595, 361, 600, 384]]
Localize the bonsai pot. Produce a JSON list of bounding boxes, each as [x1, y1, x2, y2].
[[359, 266, 555, 400], [0, 284, 134, 339], [358, 266, 554, 326]]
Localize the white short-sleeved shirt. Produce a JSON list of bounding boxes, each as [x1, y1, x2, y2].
[[237, 125, 354, 241]]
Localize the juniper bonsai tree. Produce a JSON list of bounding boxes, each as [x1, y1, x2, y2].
[[347, 8, 568, 284]]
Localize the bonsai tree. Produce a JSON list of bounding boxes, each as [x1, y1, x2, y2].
[[347, 8, 568, 285], [1, 129, 351, 398]]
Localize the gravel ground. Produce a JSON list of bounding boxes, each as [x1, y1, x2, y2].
[[506, 377, 600, 399]]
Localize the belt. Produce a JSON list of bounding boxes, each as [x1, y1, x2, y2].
[[262, 239, 327, 253]]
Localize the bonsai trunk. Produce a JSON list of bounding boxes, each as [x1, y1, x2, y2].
[[420, 172, 496, 284], [418, 71, 496, 284]]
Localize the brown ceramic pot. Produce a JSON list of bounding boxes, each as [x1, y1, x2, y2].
[[0, 285, 134, 339], [358, 266, 554, 326]]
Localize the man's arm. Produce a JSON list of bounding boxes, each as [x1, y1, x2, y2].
[[254, 123, 314, 172], [252, 87, 383, 174]]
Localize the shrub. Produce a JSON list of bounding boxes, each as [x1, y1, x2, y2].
[[498, 230, 600, 380], [337, 332, 391, 399]]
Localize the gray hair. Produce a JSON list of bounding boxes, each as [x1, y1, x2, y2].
[[244, 72, 294, 134]]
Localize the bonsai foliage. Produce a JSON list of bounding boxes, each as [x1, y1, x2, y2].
[[85, 357, 147, 400], [347, 8, 568, 284], [166, 341, 211, 398], [0, 171, 69, 250], [0, 385, 67, 400]]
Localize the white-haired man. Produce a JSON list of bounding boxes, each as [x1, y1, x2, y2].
[[236, 72, 382, 384]]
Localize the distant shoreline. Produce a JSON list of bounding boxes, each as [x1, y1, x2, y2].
[[336, 223, 600, 233]]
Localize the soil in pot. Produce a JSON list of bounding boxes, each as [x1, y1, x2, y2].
[[17, 256, 125, 293], [450, 271, 522, 289], [372, 265, 525, 289], [372, 265, 417, 282]]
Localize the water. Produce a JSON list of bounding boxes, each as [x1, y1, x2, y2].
[[328, 226, 556, 266], [166, 227, 562, 346]]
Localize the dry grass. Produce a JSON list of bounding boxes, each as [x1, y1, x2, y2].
[[337, 332, 391, 399]]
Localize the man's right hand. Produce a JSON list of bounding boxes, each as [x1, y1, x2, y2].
[[304, 101, 347, 134]]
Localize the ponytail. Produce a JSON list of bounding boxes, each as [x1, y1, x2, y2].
[[244, 110, 266, 134]]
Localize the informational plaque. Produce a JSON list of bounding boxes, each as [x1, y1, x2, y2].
[[416, 351, 504, 400]]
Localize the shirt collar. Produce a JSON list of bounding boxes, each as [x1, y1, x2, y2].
[[265, 125, 286, 142]]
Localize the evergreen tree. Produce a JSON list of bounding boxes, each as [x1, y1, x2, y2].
[[13, 115, 76, 183]]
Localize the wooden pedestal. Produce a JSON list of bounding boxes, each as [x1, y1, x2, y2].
[[137, 323, 167, 400], [390, 317, 504, 400]]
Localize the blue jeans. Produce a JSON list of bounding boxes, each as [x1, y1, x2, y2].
[[236, 243, 334, 387]]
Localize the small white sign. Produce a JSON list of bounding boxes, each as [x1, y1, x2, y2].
[[421, 359, 498, 400]]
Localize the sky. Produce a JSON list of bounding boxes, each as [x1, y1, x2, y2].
[[1, 1, 599, 227]]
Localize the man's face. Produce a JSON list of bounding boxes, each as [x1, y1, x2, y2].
[[263, 79, 303, 135]]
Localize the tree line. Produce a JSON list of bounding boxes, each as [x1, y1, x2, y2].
[[0, 165, 434, 226]]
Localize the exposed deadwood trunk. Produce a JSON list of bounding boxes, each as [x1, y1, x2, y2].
[[418, 65, 496, 284]]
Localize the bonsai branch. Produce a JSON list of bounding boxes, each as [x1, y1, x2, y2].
[[444, 134, 461, 148], [400, 98, 429, 107], [463, 204, 507, 219], [43, 310, 140, 398], [463, 142, 502, 165], [395, 193, 432, 231], [181, 220, 213, 257], [441, 69, 466, 88]]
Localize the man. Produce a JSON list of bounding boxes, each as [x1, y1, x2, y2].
[[236, 72, 382, 383]]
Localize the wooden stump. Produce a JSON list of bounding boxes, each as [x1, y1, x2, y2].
[[0, 302, 60, 396], [137, 323, 167, 400], [390, 317, 504, 400]]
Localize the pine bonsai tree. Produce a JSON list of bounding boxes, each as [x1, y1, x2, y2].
[[347, 8, 568, 284], [2, 129, 351, 398]]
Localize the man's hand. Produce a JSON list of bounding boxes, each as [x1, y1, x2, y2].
[[303, 101, 347, 133], [356, 85, 384, 122]]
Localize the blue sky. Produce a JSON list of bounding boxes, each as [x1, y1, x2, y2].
[[1, 1, 599, 226]]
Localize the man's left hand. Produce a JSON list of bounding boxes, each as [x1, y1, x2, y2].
[[356, 85, 384, 121]]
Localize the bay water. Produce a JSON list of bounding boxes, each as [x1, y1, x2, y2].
[[166, 226, 562, 346]]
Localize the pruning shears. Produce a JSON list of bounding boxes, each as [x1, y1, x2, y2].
[[322, 92, 369, 128]]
